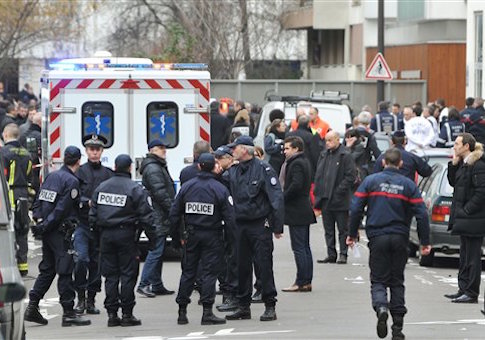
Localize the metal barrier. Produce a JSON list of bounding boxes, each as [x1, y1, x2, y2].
[[211, 79, 427, 113]]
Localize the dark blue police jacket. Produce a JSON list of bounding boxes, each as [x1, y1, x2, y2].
[[373, 144, 432, 182], [437, 119, 465, 147], [33, 165, 80, 232], [349, 167, 430, 245], [169, 171, 235, 231], [371, 111, 398, 133], [226, 157, 284, 233]]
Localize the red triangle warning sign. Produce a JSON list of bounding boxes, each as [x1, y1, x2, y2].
[[365, 53, 393, 80]]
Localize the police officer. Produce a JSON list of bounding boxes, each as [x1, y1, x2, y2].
[[170, 153, 235, 325], [73, 134, 113, 314], [0, 123, 32, 276], [89, 154, 155, 327], [371, 101, 398, 133], [437, 108, 465, 147], [224, 136, 284, 322], [25, 146, 91, 327], [347, 148, 431, 339], [374, 131, 432, 182]]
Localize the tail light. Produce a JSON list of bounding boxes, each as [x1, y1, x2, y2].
[[431, 204, 450, 222]]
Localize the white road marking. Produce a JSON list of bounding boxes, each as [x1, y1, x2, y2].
[[407, 319, 485, 326], [123, 337, 165, 340], [344, 276, 364, 281], [413, 275, 433, 285], [124, 329, 295, 340]]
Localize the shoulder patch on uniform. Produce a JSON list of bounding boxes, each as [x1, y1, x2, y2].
[[228, 195, 234, 206], [39, 189, 57, 203], [147, 196, 153, 207], [270, 177, 278, 185], [97, 192, 127, 207], [70, 188, 78, 199]]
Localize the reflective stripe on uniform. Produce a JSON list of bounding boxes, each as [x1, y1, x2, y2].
[[8, 160, 15, 209], [27, 160, 32, 176], [18, 262, 28, 271]]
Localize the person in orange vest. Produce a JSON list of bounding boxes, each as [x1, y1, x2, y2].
[[290, 108, 307, 131], [309, 106, 330, 139]]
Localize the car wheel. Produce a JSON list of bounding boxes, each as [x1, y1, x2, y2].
[[408, 242, 419, 258], [419, 249, 435, 267]]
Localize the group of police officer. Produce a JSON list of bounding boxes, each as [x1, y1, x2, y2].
[[18, 125, 434, 339]]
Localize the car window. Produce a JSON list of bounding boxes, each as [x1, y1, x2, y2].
[[428, 164, 444, 197], [421, 164, 441, 195], [440, 169, 454, 196]]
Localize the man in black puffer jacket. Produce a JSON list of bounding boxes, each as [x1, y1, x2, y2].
[[136, 140, 176, 297], [445, 133, 485, 305]]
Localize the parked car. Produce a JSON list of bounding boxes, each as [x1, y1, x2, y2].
[[0, 165, 26, 339], [409, 148, 485, 266], [253, 91, 352, 148]]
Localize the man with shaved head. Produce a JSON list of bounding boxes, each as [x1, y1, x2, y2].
[[314, 130, 356, 264]]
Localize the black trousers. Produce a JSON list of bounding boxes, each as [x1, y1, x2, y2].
[[322, 210, 349, 258], [100, 226, 139, 314], [236, 219, 277, 306], [14, 209, 29, 271], [219, 228, 238, 297], [176, 229, 223, 306], [368, 234, 408, 316], [458, 235, 483, 298], [29, 230, 75, 311]]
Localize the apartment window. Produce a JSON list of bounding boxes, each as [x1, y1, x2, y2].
[[475, 11, 483, 97], [398, 0, 424, 21]]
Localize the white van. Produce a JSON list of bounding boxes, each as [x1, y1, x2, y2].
[[40, 57, 210, 189], [253, 92, 352, 147]]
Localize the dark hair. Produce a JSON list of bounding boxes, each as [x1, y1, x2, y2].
[[448, 107, 460, 121], [6, 104, 15, 113], [269, 109, 285, 122], [460, 132, 476, 151], [413, 105, 423, 116], [436, 98, 446, 107], [284, 136, 304, 151], [344, 128, 360, 139], [235, 100, 245, 110], [229, 131, 242, 143], [466, 97, 475, 107], [384, 148, 402, 167], [393, 103, 400, 108], [210, 101, 219, 115], [28, 104, 36, 112], [378, 101, 388, 112], [391, 134, 405, 145], [268, 118, 284, 134], [64, 157, 79, 166]]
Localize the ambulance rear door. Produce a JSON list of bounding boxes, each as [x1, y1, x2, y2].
[[61, 88, 128, 169], [132, 88, 199, 189]]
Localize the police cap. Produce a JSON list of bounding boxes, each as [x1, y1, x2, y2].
[[198, 153, 215, 172], [83, 134, 107, 147], [64, 146, 82, 161], [115, 154, 133, 169], [147, 139, 166, 150], [214, 145, 233, 158], [227, 135, 254, 148]]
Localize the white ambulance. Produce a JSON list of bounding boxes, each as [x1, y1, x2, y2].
[[40, 56, 211, 189]]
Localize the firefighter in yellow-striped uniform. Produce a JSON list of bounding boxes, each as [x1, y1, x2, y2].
[[0, 123, 33, 276]]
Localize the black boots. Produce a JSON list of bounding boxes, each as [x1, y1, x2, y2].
[[225, 306, 251, 320], [391, 315, 405, 340], [216, 296, 238, 312], [107, 312, 121, 327], [178, 305, 188, 325], [260, 305, 277, 321], [62, 310, 91, 327], [121, 314, 142, 327], [201, 305, 226, 325], [86, 292, 100, 315], [74, 291, 86, 314], [24, 302, 48, 325], [376, 306, 389, 339]]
